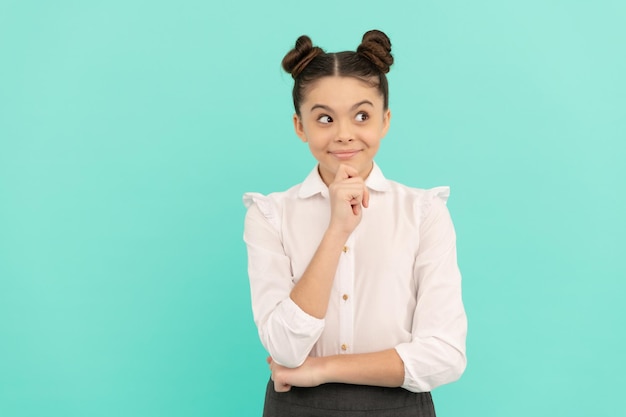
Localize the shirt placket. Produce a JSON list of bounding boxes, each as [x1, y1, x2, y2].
[[338, 234, 355, 354]]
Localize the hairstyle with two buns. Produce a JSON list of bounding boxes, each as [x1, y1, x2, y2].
[[282, 30, 394, 114]]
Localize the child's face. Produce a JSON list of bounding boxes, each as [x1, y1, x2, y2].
[[293, 76, 391, 185]]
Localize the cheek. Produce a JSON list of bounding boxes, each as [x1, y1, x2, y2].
[[307, 129, 334, 148], [362, 128, 383, 144], [306, 137, 326, 155]]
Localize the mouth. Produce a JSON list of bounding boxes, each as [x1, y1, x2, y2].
[[329, 150, 362, 160]]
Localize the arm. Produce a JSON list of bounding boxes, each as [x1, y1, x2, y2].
[[269, 349, 404, 393], [244, 165, 369, 367], [244, 201, 325, 368], [394, 194, 467, 392], [289, 165, 369, 319]]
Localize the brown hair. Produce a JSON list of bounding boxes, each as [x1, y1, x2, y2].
[[282, 30, 393, 115]]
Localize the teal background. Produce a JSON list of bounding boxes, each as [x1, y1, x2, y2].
[[1, 1, 624, 416]]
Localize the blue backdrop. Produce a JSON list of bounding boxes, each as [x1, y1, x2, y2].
[[1, 1, 625, 416]]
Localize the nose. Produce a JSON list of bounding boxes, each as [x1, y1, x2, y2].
[[335, 120, 354, 142]]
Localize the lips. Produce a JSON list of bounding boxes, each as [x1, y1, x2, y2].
[[329, 150, 361, 160]]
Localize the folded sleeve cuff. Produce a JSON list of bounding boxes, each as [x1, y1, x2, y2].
[[394, 340, 466, 393], [262, 297, 325, 368]]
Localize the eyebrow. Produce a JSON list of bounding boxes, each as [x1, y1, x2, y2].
[[310, 100, 374, 113]]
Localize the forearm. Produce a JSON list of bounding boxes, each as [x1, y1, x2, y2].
[[321, 349, 405, 387], [289, 228, 350, 319], [270, 349, 405, 392]]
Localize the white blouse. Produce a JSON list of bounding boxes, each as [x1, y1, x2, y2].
[[242, 163, 467, 393]]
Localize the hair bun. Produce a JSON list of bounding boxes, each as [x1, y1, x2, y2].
[[357, 30, 393, 74], [282, 35, 324, 79]]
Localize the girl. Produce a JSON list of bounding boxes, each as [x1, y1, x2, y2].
[[243, 30, 467, 417]]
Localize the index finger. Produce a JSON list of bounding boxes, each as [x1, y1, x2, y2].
[[334, 164, 360, 182]]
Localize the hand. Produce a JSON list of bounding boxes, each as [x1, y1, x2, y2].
[[267, 356, 325, 393], [327, 165, 370, 235]]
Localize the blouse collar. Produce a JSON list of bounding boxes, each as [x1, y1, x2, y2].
[[297, 162, 391, 199]]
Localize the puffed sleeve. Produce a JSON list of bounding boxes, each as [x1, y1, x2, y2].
[[394, 188, 468, 392], [243, 193, 325, 368]]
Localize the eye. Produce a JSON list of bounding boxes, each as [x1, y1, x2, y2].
[[317, 115, 333, 124], [355, 111, 369, 122]]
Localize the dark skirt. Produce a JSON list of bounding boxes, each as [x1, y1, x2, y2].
[[263, 378, 436, 417]]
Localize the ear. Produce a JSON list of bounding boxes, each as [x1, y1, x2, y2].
[[293, 114, 308, 143], [381, 109, 391, 137]]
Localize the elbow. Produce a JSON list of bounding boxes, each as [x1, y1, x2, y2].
[[257, 299, 325, 368], [259, 321, 323, 369], [432, 341, 467, 386], [445, 348, 467, 384], [396, 338, 467, 392], [263, 334, 310, 368], [424, 346, 467, 390]]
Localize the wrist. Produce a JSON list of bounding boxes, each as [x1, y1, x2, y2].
[[313, 356, 332, 385], [324, 226, 351, 243]]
